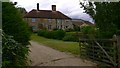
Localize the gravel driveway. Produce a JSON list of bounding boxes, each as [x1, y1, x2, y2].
[[28, 41, 96, 66]]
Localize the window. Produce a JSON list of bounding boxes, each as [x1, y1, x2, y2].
[[48, 25, 51, 29], [32, 26, 37, 31], [66, 26, 68, 28], [48, 19, 52, 22], [61, 25, 62, 29], [32, 18, 36, 22]]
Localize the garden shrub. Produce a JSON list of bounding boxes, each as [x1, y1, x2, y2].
[[65, 28, 74, 32], [62, 35, 76, 42], [37, 30, 66, 40], [2, 32, 29, 67], [63, 32, 80, 42], [53, 30, 66, 40], [45, 31, 54, 39], [81, 26, 97, 39], [37, 30, 47, 37]]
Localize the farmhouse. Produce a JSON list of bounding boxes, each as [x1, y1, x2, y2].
[[24, 3, 73, 31]]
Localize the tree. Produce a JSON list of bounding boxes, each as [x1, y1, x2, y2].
[[2, 32, 29, 67], [2, 2, 30, 45], [80, 1, 120, 38], [2, 2, 30, 67]]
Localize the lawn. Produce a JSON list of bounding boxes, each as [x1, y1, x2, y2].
[[31, 34, 80, 55]]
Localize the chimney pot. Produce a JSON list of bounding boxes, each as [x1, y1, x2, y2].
[[52, 5, 56, 11], [37, 3, 39, 10]]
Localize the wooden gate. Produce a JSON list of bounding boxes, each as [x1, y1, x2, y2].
[[79, 35, 120, 67]]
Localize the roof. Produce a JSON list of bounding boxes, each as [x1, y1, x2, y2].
[[72, 21, 84, 26], [72, 19, 94, 26], [24, 9, 71, 19], [83, 21, 95, 26]]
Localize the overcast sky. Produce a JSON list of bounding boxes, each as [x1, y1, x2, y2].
[[10, 0, 93, 23]]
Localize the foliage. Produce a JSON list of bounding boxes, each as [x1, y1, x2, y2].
[[80, 0, 120, 66], [80, 26, 98, 38], [37, 30, 65, 40], [62, 32, 80, 42], [80, 1, 120, 38], [2, 2, 30, 67], [53, 30, 66, 40], [62, 35, 77, 42], [73, 25, 80, 31], [2, 32, 29, 67], [2, 2, 30, 45], [37, 30, 47, 37], [65, 28, 74, 32]]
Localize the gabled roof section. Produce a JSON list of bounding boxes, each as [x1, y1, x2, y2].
[[24, 9, 71, 19], [72, 19, 95, 26]]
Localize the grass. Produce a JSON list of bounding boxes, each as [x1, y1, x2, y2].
[[31, 34, 80, 55]]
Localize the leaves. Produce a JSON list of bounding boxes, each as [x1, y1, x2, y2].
[[2, 2, 30, 67], [2, 2, 30, 45], [2, 32, 29, 67], [80, 1, 120, 38]]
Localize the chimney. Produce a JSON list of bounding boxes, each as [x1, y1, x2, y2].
[[37, 3, 39, 10], [52, 5, 56, 11]]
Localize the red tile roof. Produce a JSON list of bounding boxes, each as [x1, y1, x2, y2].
[[24, 9, 71, 19]]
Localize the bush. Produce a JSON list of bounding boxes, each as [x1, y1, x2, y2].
[[53, 30, 66, 40], [37, 30, 47, 37], [81, 26, 98, 39], [65, 28, 74, 32], [62, 32, 80, 42], [62, 35, 76, 42], [2, 32, 29, 67], [37, 30, 66, 40]]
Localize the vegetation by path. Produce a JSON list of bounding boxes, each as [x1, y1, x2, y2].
[[31, 34, 80, 55]]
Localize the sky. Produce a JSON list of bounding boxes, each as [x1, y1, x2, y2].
[[10, 0, 94, 23]]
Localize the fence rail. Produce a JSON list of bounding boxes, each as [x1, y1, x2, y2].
[[79, 35, 120, 67]]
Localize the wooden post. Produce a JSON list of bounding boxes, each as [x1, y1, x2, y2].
[[117, 36, 120, 68], [113, 35, 117, 67], [79, 37, 81, 57]]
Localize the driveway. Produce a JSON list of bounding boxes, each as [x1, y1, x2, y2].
[[28, 41, 96, 66]]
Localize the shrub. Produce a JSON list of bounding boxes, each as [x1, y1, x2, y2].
[[37, 30, 47, 36], [62, 32, 80, 42], [65, 28, 74, 32], [37, 30, 66, 40], [2, 32, 29, 67], [81, 26, 98, 39], [53, 30, 66, 40], [62, 35, 76, 42], [46, 31, 54, 39]]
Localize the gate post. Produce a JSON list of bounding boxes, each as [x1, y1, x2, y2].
[[117, 36, 120, 68]]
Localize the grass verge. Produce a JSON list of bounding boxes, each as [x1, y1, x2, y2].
[[31, 34, 80, 55]]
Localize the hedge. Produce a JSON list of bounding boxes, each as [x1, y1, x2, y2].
[[37, 30, 65, 40]]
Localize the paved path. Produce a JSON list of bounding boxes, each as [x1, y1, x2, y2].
[[28, 41, 96, 66]]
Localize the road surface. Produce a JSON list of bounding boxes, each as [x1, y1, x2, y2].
[[28, 41, 96, 66]]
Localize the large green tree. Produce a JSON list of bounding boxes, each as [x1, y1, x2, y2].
[[2, 2, 30, 67], [2, 2, 30, 45], [80, 1, 120, 38]]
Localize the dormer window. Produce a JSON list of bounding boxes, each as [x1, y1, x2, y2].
[[32, 18, 36, 22]]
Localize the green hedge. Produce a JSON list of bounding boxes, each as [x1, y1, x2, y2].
[[62, 35, 76, 42], [62, 32, 80, 42], [37, 30, 65, 40]]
